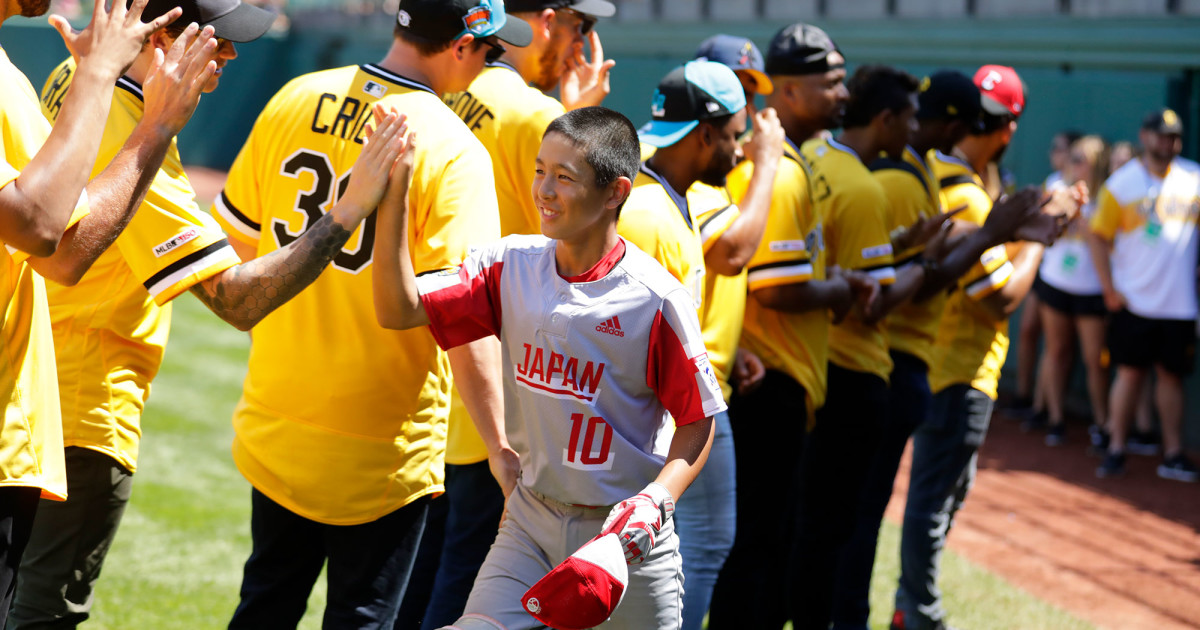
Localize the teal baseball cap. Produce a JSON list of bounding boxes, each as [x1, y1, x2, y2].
[[638, 60, 747, 148], [396, 0, 532, 47]]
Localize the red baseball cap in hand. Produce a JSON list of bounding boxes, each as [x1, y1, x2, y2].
[[522, 533, 629, 630]]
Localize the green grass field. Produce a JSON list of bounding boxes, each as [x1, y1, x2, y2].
[[82, 296, 1093, 630]]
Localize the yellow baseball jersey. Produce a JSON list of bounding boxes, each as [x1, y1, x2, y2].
[[692, 185, 740, 402], [738, 139, 829, 415], [444, 62, 564, 237], [213, 64, 501, 525], [873, 146, 946, 368], [40, 59, 241, 474], [802, 137, 896, 381], [442, 63, 564, 465], [927, 151, 1014, 399], [0, 48, 88, 500], [617, 163, 712, 310]]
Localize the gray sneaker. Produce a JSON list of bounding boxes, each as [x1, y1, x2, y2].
[[1157, 454, 1200, 483]]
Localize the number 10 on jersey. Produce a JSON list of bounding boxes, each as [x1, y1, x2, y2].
[[563, 413, 614, 471]]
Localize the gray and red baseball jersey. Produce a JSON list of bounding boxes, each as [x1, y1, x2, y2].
[[418, 234, 726, 507]]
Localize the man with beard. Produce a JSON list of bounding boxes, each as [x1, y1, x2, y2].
[[891, 65, 1078, 630], [1090, 109, 1200, 483], [625, 55, 785, 630], [398, 3, 614, 627], [707, 23, 878, 629], [0, 0, 215, 624]]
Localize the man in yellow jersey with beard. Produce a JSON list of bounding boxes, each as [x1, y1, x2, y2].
[[0, 0, 213, 623], [13, 0, 423, 626], [892, 65, 1081, 630], [211, 0, 531, 625], [401, 3, 614, 626], [709, 23, 877, 629], [624, 54, 785, 630]]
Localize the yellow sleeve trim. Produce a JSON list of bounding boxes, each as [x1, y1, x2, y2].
[[966, 260, 1014, 299], [747, 261, 814, 290]]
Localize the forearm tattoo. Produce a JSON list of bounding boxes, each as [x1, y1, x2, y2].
[[190, 212, 353, 329]]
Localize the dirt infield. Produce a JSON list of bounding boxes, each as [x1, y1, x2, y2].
[[887, 413, 1200, 630]]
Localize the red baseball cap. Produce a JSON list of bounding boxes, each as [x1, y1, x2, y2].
[[973, 65, 1025, 118], [522, 533, 628, 629]]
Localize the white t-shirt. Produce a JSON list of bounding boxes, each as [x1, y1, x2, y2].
[[418, 235, 726, 506], [1039, 199, 1103, 296], [1090, 157, 1200, 320]]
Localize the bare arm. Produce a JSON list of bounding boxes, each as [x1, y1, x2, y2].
[[980, 242, 1044, 320], [704, 109, 784, 277], [751, 276, 853, 314], [30, 26, 218, 285], [447, 340, 519, 498], [371, 116, 428, 330], [0, 0, 184, 256], [653, 416, 714, 501], [190, 106, 412, 330], [868, 264, 925, 323], [1086, 229, 1124, 311]]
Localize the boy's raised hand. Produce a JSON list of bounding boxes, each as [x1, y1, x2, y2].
[[340, 105, 410, 219], [140, 24, 219, 139]]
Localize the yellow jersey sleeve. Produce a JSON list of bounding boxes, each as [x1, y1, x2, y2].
[[1089, 185, 1122, 240], [733, 158, 817, 290], [618, 171, 706, 308], [942, 182, 1013, 300], [828, 177, 895, 283]]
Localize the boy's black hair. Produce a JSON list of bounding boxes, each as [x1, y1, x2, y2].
[[393, 22, 455, 56], [544, 107, 641, 214], [842, 64, 920, 130]]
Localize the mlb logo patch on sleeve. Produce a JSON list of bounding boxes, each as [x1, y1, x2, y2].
[[153, 228, 201, 258]]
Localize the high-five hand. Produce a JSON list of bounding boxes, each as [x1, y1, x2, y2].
[[52, 0, 184, 80]]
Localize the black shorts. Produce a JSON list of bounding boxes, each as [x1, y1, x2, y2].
[[1108, 309, 1197, 375], [1033, 276, 1106, 318]]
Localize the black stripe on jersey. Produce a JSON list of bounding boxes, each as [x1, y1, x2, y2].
[[893, 251, 923, 267], [939, 174, 979, 189], [360, 65, 437, 96], [749, 258, 812, 274], [142, 240, 230, 291], [870, 157, 930, 198], [699, 204, 736, 233], [220, 192, 261, 231], [116, 76, 144, 101], [639, 162, 692, 230]]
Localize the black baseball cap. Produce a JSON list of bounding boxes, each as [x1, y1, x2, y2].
[[638, 60, 747, 148], [1142, 108, 1184, 136], [396, 0, 533, 47], [917, 71, 983, 129], [138, 0, 275, 42], [765, 22, 842, 76], [694, 34, 773, 95], [505, 0, 615, 18]]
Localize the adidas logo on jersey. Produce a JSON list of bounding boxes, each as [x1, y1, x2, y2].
[[596, 316, 624, 337]]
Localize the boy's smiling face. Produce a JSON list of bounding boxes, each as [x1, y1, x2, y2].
[[533, 131, 623, 243]]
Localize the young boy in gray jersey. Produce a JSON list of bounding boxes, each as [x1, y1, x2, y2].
[[372, 105, 724, 629]]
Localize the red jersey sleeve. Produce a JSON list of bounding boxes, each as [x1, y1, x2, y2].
[[646, 288, 728, 426], [417, 243, 505, 350]]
